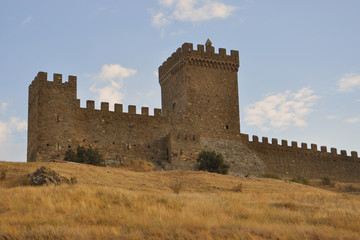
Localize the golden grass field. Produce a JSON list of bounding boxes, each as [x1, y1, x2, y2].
[[0, 161, 359, 240]]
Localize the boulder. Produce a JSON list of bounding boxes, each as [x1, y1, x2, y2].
[[28, 166, 69, 186]]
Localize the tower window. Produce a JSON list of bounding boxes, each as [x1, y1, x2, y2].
[[173, 102, 176, 110], [225, 125, 229, 130], [56, 113, 60, 122]]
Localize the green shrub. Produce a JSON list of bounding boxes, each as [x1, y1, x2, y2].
[[64, 146, 105, 166], [262, 172, 280, 180], [0, 169, 7, 180], [291, 176, 309, 185], [22, 176, 30, 186], [70, 176, 78, 184], [343, 185, 360, 193], [322, 176, 335, 187], [196, 150, 229, 175]]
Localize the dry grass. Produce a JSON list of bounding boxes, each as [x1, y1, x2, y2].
[[0, 161, 360, 239]]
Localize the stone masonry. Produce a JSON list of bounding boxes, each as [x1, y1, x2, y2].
[[27, 40, 360, 182]]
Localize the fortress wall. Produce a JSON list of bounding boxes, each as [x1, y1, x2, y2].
[[166, 131, 201, 170], [200, 137, 265, 176], [240, 134, 360, 182], [73, 101, 177, 164]]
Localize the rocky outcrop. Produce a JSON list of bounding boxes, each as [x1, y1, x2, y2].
[[28, 166, 69, 186]]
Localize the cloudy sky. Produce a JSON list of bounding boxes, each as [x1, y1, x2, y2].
[[0, 0, 359, 162]]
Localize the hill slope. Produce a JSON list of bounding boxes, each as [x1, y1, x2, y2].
[[0, 161, 359, 240]]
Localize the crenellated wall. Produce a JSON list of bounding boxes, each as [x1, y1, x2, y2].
[[28, 41, 360, 182], [159, 42, 239, 84], [27, 72, 174, 164], [240, 134, 360, 182]]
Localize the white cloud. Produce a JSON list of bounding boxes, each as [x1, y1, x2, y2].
[[152, 0, 236, 28], [245, 88, 319, 131], [159, 0, 176, 7], [98, 64, 137, 80], [90, 64, 137, 109], [1, 102, 8, 114], [152, 12, 171, 28], [337, 74, 360, 92], [0, 117, 27, 145], [0, 121, 9, 145], [346, 117, 360, 124], [8, 117, 27, 132], [21, 16, 33, 26]]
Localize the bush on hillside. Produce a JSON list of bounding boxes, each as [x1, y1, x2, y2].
[[262, 172, 281, 180], [0, 169, 7, 180], [290, 175, 309, 185], [64, 146, 105, 166], [322, 176, 335, 187], [196, 150, 229, 175]]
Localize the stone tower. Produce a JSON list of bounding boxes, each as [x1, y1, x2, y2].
[[27, 72, 78, 162], [158, 40, 240, 139]]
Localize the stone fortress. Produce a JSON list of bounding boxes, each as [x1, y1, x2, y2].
[[27, 40, 360, 182]]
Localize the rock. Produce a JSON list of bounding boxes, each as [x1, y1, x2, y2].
[[28, 166, 69, 186]]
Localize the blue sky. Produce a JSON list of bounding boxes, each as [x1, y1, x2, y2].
[[0, 0, 359, 162]]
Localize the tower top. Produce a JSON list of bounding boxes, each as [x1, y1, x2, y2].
[[158, 42, 239, 85], [205, 39, 212, 47]]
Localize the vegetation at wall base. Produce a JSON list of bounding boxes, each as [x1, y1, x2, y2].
[[261, 172, 281, 180], [64, 146, 105, 166], [0, 169, 7, 180], [322, 176, 335, 187], [291, 175, 309, 185], [196, 150, 229, 175]]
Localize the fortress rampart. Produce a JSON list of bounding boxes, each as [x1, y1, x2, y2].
[[28, 41, 360, 182], [240, 134, 360, 182]]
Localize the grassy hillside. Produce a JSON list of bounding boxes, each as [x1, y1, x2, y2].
[[0, 161, 359, 240]]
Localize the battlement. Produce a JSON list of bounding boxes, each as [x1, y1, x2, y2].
[[240, 134, 360, 161], [76, 99, 170, 118], [159, 42, 239, 84], [30, 72, 77, 86]]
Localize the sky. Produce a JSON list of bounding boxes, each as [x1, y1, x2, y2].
[[0, 0, 359, 162]]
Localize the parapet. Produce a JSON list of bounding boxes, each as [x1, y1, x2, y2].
[[78, 99, 167, 118], [30, 72, 77, 87], [159, 42, 240, 84], [240, 133, 359, 161]]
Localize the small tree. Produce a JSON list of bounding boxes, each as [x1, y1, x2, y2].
[[196, 150, 229, 175], [64, 146, 105, 166]]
